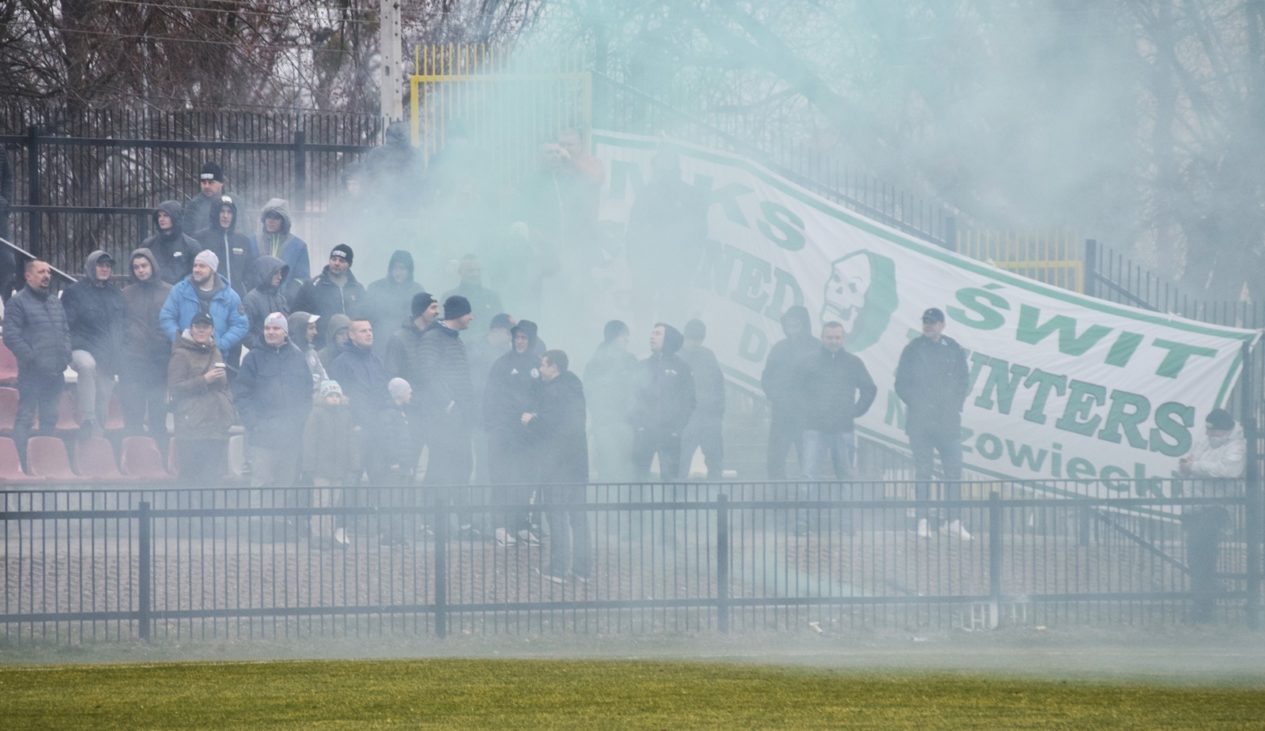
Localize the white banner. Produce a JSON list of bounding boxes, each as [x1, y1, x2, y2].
[[591, 131, 1260, 496]]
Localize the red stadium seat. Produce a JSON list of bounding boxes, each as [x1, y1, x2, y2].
[[26, 436, 79, 481], [0, 386, 17, 433], [54, 389, 79, 431], [0, 339, 17, 385], [0, 436, 26, 481], [74, 436, 124, 480], [103, 392, 124, 431], [120, 436, 172, 481]]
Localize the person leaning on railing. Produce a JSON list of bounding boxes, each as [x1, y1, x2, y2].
[[1176, 408, 1247, 623]]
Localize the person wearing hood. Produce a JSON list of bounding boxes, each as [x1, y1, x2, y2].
[[442, 255, 504, 329], [292, 244, 366, 349], [466, 313, 514, 483], [167, 313, 235, 487], [142, 200, 199, 285], [233, 312, 313, 493], [384, 291, 441, 473], [242, 256, 291, 350], [253, 198, 311, 291], [287, 310, 328, 391], [5, 260, 72, 465], [630, 323, 696, 480], [523, 350, 590, 583], [196, 194, 259, 299], [1177, 408, 1247, 623], [677, 319, 726, 480], [584, 320, 638, 481], [61, 250, 127, 436], [364, 250, 423, 357], [120, 248, 173, 439], [302, 379, 358, 548], [318, 313, 353, 369], [183, 162, 225, 237], [483, 319, 542, 545], [760, 305, 817, 479], [160, 250, 250, 357]]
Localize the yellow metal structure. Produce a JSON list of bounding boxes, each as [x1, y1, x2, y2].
[[957, 228, 1084, 292]]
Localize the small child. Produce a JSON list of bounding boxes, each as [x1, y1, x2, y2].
[[303, 379, 360, 548]]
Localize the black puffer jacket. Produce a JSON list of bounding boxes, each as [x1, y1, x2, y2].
[[384, 320, 428, 390], [121, 248, 173, 378], [630, 325, 696, 434], [291, 266, 366, 348], [328, 343, 393, 428], [483, 321, 540, 437], [364, 250, 422, 350], [798, 345, 877, 433], [241, 256, 290, 350], [416, 322, 473, 422], [760, 306, 817, 413], [584, 341, 637, 425], [142, 200, 200, 285], [4, 282, 71, 375], [528, 370, 588, 483], [679, 343, 725, 419], [61, 250, 127, 374], [233, 340, 313, 449], [894, 334, 971, 434]]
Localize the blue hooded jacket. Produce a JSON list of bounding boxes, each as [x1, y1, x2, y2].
[[159, 271, 250, 353]]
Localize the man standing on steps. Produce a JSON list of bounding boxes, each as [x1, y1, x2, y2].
[[5, 260, 72, 466], [292, 243, 365, 349], [761, 306, 817, 479], [894, 307, 972, 541]]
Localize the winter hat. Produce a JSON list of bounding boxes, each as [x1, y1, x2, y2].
[[319, 380, 343, 399], [199, 161, 224, 182], [922, 307, 946, 323], [191, 312, 214, 328], [330, 243, 354, 264], [443, 295, 472, 320], [1206, 408, 1235, 431], [661, 324, 685, 355], [195, 249, 219, 271], [683, 319, 706, 342], [264, 312, 288, 335], [489, 313, 514, 332], [328, 313, 352, 338], [411, 291, 437, 318], [388, 377, 412, 402], [511, 320, 538, 349]]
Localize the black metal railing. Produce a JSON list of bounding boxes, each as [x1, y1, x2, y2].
[[1, 478, 1257, 644]]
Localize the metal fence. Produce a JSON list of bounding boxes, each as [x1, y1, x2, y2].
[[1, 479, 1257, 644]]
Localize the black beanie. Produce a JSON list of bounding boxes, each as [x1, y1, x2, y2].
[[662, 324, 685, 355], [411, 291, 437, 318], [444, 295, 472, 320], [684, 319, 706, 341], [1206, 408, 1235, 431], [330, 243, 354, 264]]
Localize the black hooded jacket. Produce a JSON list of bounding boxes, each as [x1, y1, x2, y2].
[[142, 200, 200, 285], [631, 325, 696, 434], [364, 250, 422, 351], [761, 306, 817, 414], [894, 334, 971, 435], [483, 320, 540, 438], [292, 266, 366, 348], [527, 370, 588, 483], [241, 256, 290, 350], [121, 247, 173, 377], [61, 250, 128, 374], [196, 195, 258, 299]]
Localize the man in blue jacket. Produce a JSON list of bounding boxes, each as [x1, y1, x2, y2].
[[159, 250, 249, 361]]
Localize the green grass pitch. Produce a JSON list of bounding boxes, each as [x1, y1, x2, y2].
[[2, 658, 1263, 728]]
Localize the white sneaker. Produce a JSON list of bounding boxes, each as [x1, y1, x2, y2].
[[944, 520, 973, 541], [916, 518, 932, 539], [517, 529, 542, 546], [494, 527, 517, 547], [333, 527, 350, 546]]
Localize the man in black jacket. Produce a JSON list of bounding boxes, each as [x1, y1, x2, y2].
[[525, 350, 589, 582], [292, 244, 366, 348], [678, 319, 725, 480], [483, 320, 541, 545], [761, 306, 817, 478], [631, 323, 695, 481], [184, 161, 225, 237], [142, 200, 199, 285], [63, 251, 127, 437], [894, 307, 972, 541], [5, 260, 72, 464], [417, 295, 476, 488], [798, 321, 877, 481], [196, 194, 258, 300], [584, 320, 637, 481], [233, 312, 313, 490]]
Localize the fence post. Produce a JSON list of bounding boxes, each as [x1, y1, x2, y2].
[[292, 130, 307, 218], [26, 125, 41, 257], [1083, 239, 1098, 298], [138, 501, 152, 642], [434, 503, 448, 639], [717, 493, 730, 633], [989, 491, 1003, 626], [1241, 340, 1260, 629], [943, 215, 957, 253]]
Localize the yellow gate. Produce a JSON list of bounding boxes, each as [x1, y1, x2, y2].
[[957, 228, 1085, 292]]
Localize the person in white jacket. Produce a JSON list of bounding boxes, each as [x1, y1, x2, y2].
[[1177, 408, 1246, 623]]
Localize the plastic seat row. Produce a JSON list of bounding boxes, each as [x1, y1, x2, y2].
[[0, 435, 172, 483], [0, 386, 124, 433]]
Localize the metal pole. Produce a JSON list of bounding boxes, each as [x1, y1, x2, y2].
[[434, 503, 448, 639], [1084, 239, 1099, 298], [26, 125, 41, 257], [292, 130, 307, 219], [989, 491, 1003, 627], [716, 494, 730, 633], [1241, 340, 1260, 629], [138, 501, 152, 642]]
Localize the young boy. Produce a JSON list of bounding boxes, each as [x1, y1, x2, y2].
[[302, 379, 359, 548]]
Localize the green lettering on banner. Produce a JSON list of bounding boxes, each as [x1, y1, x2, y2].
[[1100, 464, 1130, 491], [758, 201, 806, 251], [1004, 439, 1048, 471], [738, 323, 768, 363], [729, 249, 772, 313], [972, 355, 1032, 415], [976, 432, 1003, 460], [1149, 401, 1194, 457], [1066, 457, 1096, 480], [1016, 304, 1113, 355], [1152, 338, 1218, 379], [1104, 331, 1144, 367], [1021, 369, 1067, 425], [1096, 390, 1151, 449], [1055, 380, 1107, 436], [949, 287, 1009, 330], [694, 239, 736, 296], [694, 175, 753, 228], [763, 268, 804, 321]]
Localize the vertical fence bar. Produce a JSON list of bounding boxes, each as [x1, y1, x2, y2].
[[293, 129, 307, 217], [26, 125, 41, 256], [137, 501, 151, 642], [988, 491, 1003, 626], [1083, 239, 1098, 298], [434, 505, 448, 639], [1242, 341, 1260, 629], [716, 493, 730, 633]]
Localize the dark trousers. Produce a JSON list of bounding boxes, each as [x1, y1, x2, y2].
[[910, 425, 964, 522], [634, 426, 682, 481], [14, 370, 64, 465], [175, 438, 226, 488], [425, 421, 474, 531], [680, 412, 723, 479], [487, 432, 533, 533], [1183, 507, 1229, 623], [544, 483, 590, 577], [119, 373, 168, 439], [766, 406, 802, 479]]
